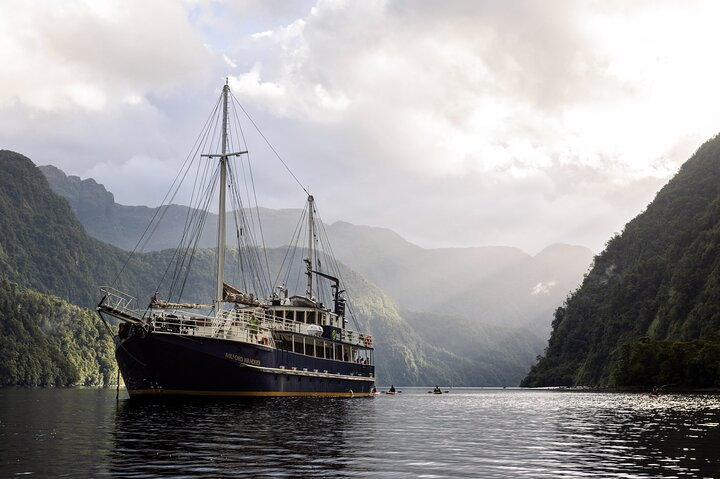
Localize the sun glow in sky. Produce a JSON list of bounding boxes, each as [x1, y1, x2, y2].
[[2, 0, 720, 254]]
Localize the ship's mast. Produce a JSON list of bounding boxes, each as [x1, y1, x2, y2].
[[306, 194, 315, 299], [202, 79, 246, 310], [217, 81, 229, 307]]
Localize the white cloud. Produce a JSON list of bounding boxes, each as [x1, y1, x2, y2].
[[0, 0, 214, 112], [2, 0, 719, 255]]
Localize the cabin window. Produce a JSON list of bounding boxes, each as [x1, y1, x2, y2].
[[293, 337, 305, 355], [307, 311, 316, 324]]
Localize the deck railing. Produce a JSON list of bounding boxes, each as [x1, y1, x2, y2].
[[149, 306, 370, 348], [99, 287, 371, 349], [98, 287, 142, 321]]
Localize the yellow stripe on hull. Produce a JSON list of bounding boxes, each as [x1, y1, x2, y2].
[[128, 389, 371, 397]]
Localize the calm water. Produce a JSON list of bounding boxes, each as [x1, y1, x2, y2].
[[1, 388, 720, 478]]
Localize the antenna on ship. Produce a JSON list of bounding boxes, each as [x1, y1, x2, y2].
[[201, 78, 247, 310]]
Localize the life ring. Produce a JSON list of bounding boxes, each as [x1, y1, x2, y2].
[[261, 337, 269, 346]]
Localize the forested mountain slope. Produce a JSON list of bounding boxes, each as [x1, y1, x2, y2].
[[523, 134, 720, 388], [0, 280, 117, 386], [0, 151, 163, 306]]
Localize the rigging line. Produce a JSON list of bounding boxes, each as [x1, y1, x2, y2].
[[225, 179, 253, 294], [229, 99, 274, 289], [273, 203, 307, 290], [246, 160, 273, 290], [278, 203, 307, 296], [177, 191, 215, 301], [291, 204, 311, 296], [178, 100, 223, 242], [165, 160, 215, 295], [139, 101, 218, 256], [285, 204, 308, 289], [161, 100, 223, 297], [227, 164, 255, 294], [110, 140, 199, 288], [231, 207, 247, 292], [313, 205, 361, 330], [226, 96, 270, 295], [226, 151, 272, 296], [157, 152, 208, 293], [149, 96, 224, 295], [232, 104, 272, 293], [230, 92, 309, 196], [168, 165, 219, 299], [231, 167, 272, 296], [174, 171, 218, 301], [113, 90, 223, 287]]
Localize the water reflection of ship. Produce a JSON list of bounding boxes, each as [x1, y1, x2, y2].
[[97, 81, 375, 398], [110, 398, 372, 476]]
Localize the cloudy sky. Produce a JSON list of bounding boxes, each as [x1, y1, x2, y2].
[[2, 0, 719, 254]]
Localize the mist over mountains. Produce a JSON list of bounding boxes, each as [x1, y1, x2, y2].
[[40, 164, 594, 339], [0, 150, 597, 386]]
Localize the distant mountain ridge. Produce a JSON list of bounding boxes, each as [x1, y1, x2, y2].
[[40, 165, 593, 338], [4, 150, 545, 386], [523, 134, 720, 388]]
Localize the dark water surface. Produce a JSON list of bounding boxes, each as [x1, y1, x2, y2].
[[1, 388, 720, 478]]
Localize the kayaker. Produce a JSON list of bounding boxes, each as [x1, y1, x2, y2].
[[433, 385, 441, 394], [389, 385, 396, 393]]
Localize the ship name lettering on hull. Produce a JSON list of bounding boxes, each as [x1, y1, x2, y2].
[[225, 352, 261, 366]]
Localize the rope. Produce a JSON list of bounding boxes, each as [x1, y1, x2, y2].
[[110, 93, 223, 289], [230, 92, 309, 196]]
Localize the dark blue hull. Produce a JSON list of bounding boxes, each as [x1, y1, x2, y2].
[[116, 330, 375, 398]]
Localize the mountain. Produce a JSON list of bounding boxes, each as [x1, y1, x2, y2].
[[5, 150, 541, 386], [523, 134, 720, 388], [0, 152, 165, 306], [39, 164, 306, 252], [402, 309, 544, 385], [40, 165, 593, 338]]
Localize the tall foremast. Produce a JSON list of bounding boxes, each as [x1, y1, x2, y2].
[[217, 81, 229, 307], [201, 79, 247, 310]]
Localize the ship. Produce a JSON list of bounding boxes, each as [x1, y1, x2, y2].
[[97, 80, 375, 398]]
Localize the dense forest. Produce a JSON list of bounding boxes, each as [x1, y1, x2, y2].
[[523, 134, 720, 388], [612, 334, 720, 388], [0, 280, 116, 386]]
